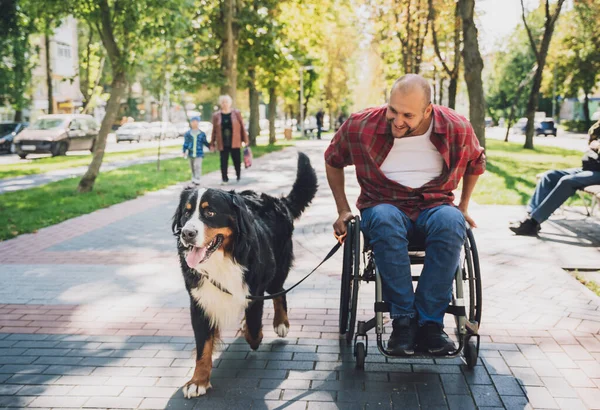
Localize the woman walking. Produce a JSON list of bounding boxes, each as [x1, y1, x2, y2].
[[210, 95, 249, 185]]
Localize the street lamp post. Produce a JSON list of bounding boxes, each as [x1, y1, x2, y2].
[[299, 65, 315, 138]]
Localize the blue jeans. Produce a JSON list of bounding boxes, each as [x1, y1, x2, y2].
[[528, 168, 600, 223], [361, 204, 466, 326]]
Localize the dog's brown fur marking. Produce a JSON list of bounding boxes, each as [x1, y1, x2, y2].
[[243, 325, 263, 350], [273, 296, 290, 330], [185, 332, 217, 389]]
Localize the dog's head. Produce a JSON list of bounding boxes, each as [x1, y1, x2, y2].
[[172, 187, 255, 269]]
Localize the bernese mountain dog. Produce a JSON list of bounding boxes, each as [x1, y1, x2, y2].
[[172, 152, 317, 398]]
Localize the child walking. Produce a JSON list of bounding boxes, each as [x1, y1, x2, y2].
[[182, 116, 210, 186]]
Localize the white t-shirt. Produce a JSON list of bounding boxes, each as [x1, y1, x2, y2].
[[379, 120, 443, 188]]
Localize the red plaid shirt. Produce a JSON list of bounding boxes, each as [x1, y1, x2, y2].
[[324, 104, 486, 219]]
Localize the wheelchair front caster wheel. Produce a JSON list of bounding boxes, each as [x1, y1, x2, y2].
[[464, 340, 478, 369], [355, 341, 366, 370]]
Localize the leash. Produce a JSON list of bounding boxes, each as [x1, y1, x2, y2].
[[246, 232, 346, 301]]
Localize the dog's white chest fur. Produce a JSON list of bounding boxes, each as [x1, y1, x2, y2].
[[190, 251, 249, 329]]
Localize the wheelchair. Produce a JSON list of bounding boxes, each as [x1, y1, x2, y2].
[[339, 216, 482, 370]]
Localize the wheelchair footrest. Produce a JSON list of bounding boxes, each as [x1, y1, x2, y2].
[[445, 305, 466, 317], [374, 302, 390, 313]]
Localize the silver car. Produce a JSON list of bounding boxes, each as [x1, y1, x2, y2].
[[116, 123, 152, 143], [13, 114, 99, 158]]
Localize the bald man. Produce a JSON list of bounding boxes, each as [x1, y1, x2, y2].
[[325, 74, 485, 355]]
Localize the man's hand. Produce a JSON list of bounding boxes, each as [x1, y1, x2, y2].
[[458, 204, 477, 228], [333, 211, 355, 236]]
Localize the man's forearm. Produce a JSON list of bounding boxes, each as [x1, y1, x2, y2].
[[326, 163, 352, 214], [459, 174, 479, 208]]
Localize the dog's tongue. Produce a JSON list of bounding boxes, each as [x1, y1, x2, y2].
[[186, 246, 207, 268]]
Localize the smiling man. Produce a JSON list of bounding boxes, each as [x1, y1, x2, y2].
[[325, 74, 485, 355]]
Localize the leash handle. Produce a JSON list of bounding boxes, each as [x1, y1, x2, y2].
[[334, 231, 347, 244], [247, 241, 342, 301]]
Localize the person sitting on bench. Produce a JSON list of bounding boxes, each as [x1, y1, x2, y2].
[[510, 119, 600, 236]]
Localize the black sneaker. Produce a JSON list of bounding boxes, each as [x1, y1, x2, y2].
[[509, 218, 540, 236], [387, 317, 417, 355], [419, 322, 456, 355]]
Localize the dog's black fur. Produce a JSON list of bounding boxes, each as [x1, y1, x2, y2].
[[172, 152, 317, 397]]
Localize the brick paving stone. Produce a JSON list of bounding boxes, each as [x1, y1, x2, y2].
[[554, 397, 588, 410], [28, 396, 89, 408], [577, 359, 600, 378], [68, 385, 124, 396], [559, 368, 596, 388], [0, 396, 36, 407], [575, 387, 600, 409], [501, 395, 533, 410], [523, 386, 560, 409], [254, 400, 308, 410], [511, 367, 545, 387], [439, 373, 470, 395], [490, 375, 525, 396], [82, 397, 143, 409], [446, 394, 476, 410], [541, 376, 578, 398]]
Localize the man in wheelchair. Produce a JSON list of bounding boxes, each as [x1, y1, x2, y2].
[[325, 74, 486, 356]]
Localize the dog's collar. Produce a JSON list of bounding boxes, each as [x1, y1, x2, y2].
[[198, 273, 233, 296]]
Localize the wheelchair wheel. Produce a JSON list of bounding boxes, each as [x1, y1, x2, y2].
[[346, 217, 361, 343], [464, 338, 478, 369], [338, 219, 361, 343], [355, 341, 366, 370], [465, 229, 482, 326], [339, 221, 354, 335]]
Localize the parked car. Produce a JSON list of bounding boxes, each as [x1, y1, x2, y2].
[[149, 122, 178, 139], [116, 122, 151, 143], [515, 117, 557, 137], [0, 122, 28, 154], [536, 118, 557, 137], [175, 121, 190, 137], [13, 114, 99, 158]]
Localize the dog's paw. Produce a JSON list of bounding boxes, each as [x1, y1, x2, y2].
[[182, 381, 212, 399], [274, 323, 289, 338]]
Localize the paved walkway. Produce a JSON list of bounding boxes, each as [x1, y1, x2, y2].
[[0, 153, 179, 194], [0, 140, 599, 409]]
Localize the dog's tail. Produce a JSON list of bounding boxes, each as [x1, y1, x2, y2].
[[284, 152, 318, 219]]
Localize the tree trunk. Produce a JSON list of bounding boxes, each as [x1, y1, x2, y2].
[[459, 0, 485, 148], [448, 76, 457, 109], [14, 110, 23, 122], [221, 0, 238, 103], [583, 92, 591, 130], [248, 68, 259, 146], [268, 86, 276, 145], [439, 76, 445, 107], [45, 30, 54, 114], [77, 71, 127, 193], [522, 0, 565, 149]]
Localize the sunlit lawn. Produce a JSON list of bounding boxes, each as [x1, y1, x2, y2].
[[0, 143, 289, 241], [473, 139, 584, 206], [0, 145, 180, 179]]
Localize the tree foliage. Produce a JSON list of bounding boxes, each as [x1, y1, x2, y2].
[[545, 1, 600, 128]]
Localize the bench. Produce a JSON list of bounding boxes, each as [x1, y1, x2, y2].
[[535, 173, 600, 216], [582, 185, 600, 216]]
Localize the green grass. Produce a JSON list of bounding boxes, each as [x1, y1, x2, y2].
[[570, 271, 600, 297], [0, 145, 180, 180], [473, 139, 585, 205], [0, 143, 289, 241]]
